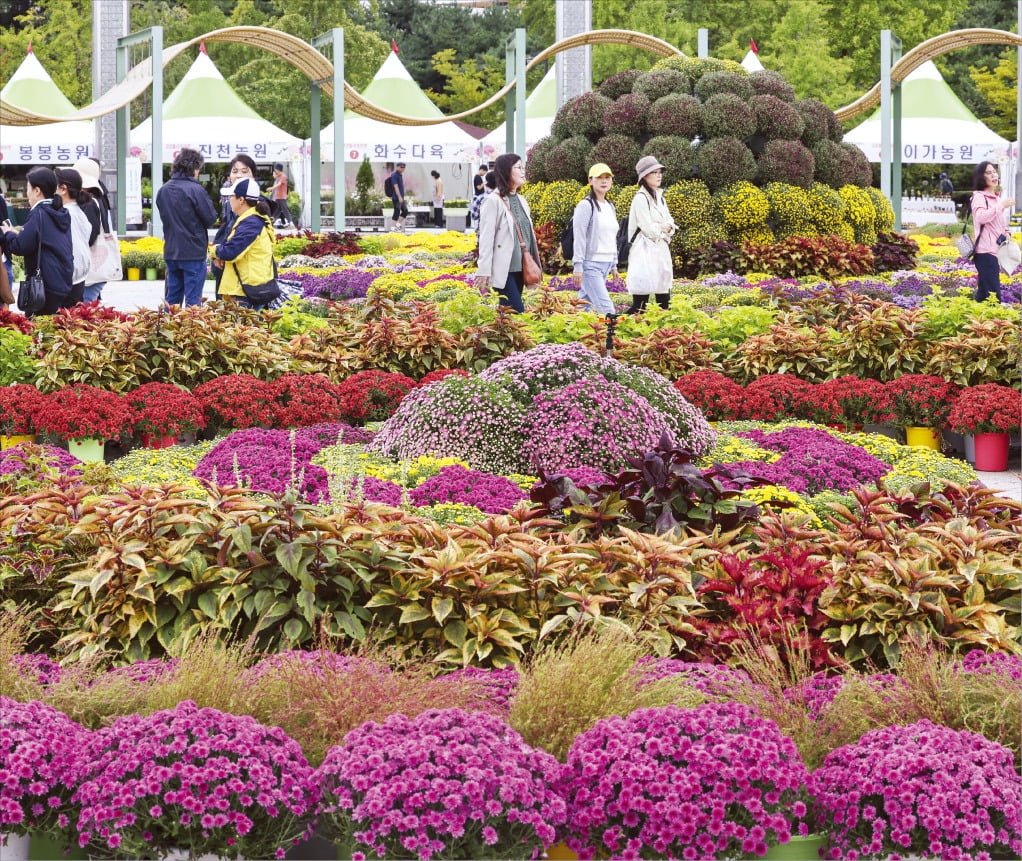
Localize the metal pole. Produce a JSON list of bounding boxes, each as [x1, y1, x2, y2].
[[698, 28, 709, 59], [115, 41, 127, 234], [310, 82, 321, 233], [332, 29, 344, 225], [505, 36, 515, 156], [514, 28, 526, 157], [1015, 0, 1021, 208], [880, 30, 893, 203], [891, 34, 902, 231], [151, 26, 163, 239]]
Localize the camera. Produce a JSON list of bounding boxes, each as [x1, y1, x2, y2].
[[996, 233, 1008, 246]]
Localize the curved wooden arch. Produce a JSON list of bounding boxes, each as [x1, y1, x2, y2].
[[835, 27, 1022, 121], [0, 27, 681, 127]]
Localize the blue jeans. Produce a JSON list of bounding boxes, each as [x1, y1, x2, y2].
[[973, 252, 1001, 302], [164, 259, 208, 307], [83, 282, 105, 303], [577, 260, 616, 315], [497, 270, 525, 313]]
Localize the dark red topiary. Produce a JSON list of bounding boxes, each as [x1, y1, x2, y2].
[[648, 93, 703, 138], [749, 70, 796, 103], [561, 91, 611, 139], [695, 137, 756, 191], [646, 135, 694, 183], [751, 94, 805, 140], [701, 93, 756, 141], [798, 98, 833, 147], [602, 93, 650, 138], [694, 71, 753, 102], [633, 69, 689, 102], [587, 135, 642, 182], [597, 69, 643, 100], [547, 136, 593, 182], [756, 140, 816, 189]]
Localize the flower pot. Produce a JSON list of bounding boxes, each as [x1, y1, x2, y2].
[[904, 426, 940, 450], [145, 267, 159, 280], [0, 834, 30, 861], [29, 834, 87, 860], [126, 267, 141, 281], [66, 437, 106, 463], [964, 434, 976, 464], [141, 433, 177, 449], [0, 433, 35, 450], [545, 842, 579, 860], [862, 423, 899, 440], [973, 432, 1009, 471], [761, 834, 826, 859]]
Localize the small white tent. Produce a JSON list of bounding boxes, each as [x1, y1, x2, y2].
[[740, 50, 765, 73], [844, 60, 1010, 164], [481, 66, 557, 159], [130, 48, 302, 164], [0, 49, 94, 165]]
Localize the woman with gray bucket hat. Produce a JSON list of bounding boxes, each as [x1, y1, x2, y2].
[[624, 155, 676, 314]]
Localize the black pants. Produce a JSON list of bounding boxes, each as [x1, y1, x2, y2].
[[272, 199, 294, 226], [433, 206, 444, 228], [392, 197, 409, 222], [626, 293, 670, 313], [973, 252, 1001, 302], [40, 281, 84, 316]]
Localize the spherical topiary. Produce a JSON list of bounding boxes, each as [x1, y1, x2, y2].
[[750, 69, 796, 102], [602, 92, 650, 138], [664, 179, 714, 228], [562, 91, 612, 139], [525, 136, 558, 183], [645, 135, 694, 183], [797, 98, 833, 147], [549, 100, 573, 140], [547, 135, 594, 182], [715, 181, 770, 229], [840, 142, 873, 187], [751, 94, 805, 140], [757, 139, 816, 189], [685, 56, 746, 85], [633, 68, 689, 102], [866, 186, 895, 232], [807, 181, 847, 235], [826, 110, 844, 142], [695, 70, 753, 102], [811, 138, 845, 187], [587, 135, 642, 184], [840, 184, 878, 245], [764, 182, 815, 237], [695, 136, 756, 191], [701, 93, 756, 141], [598, 69, 643, 100], [648, 93, 703, 138]]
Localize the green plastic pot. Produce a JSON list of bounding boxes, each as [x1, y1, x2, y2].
[[761, 834, 826, 860]]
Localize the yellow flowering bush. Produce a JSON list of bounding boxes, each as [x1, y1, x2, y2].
[[696, 431, 782, 467], [118, 237, 165, 256], [505, 473, 539, 491], [741, 484, 823, 528], [363, 454, 468, 487], [415, 502, 488, 525], [763, 183, 814, 238], [865, 186, 895, 233], [715, 181, 770, 229], [839, 184, 878, 246], [882, 447, 977, 494], [665, 180, 714, 229], [368, 269, 443, 300], [522, 180, 584, 227], [806, 182, 847, 236], [106, 441, 215, 495], [388, 231, 477, 255], [736, 224, 776, 245]]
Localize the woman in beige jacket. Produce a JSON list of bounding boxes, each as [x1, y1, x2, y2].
[[473, 153, 539, 313]]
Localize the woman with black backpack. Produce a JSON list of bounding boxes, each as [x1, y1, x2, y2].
[[570, 163, 619, 318]]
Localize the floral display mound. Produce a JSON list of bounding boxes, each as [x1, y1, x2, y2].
[[558, 701, 810, 859], [72, 700, 318, 859], [372, 344, 716, 475], [316, 708, 565, 860], [810, 720, 1022, 860]]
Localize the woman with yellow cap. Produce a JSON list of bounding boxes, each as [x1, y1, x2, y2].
[[571, 163, 619, 318]]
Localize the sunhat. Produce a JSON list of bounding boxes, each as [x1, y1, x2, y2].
[[635, 155, 665, 182], [588, 163, 614, 179], [71, 157, 101, 190]]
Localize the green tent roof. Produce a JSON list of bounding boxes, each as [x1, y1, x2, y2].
[[159, 50, 263, 120], [343, 51, 443, 120], [0, 50, 77, 116]]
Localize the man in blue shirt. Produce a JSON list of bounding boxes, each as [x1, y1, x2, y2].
[[155, 147, 218, 306], [389, 162, 408, 232]]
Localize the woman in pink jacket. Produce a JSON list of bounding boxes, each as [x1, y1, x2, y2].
[[970, 161, 1015, 303]]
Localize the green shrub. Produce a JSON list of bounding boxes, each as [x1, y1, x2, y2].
[[633, 68, 689, 102], [750, 69, 796, 102], [701, 93, 757, 140], [695, 136, 756, 191], [597, 68, 643, 100], [548, 136, 593, 181], [695, 70, 753, 102], [705, 304, 777, 350], [756, 140, 816, 189], [648, 93, 703, 138], [602, 92, 650, 137], [0, 329, 34, 385], [644, 135, 693, 183], [562, 91, 611, 138]]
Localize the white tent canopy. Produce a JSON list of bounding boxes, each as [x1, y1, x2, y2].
[[844, 60, 1010, 164], [0, 50, 94, 165], [318, 52, 480, 164], [481, 66, 557, 159], [740, 50, 765, 73], [130, 49, 302, 164]]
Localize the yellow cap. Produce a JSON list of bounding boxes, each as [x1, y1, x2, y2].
[[588, 163, 614, 179]]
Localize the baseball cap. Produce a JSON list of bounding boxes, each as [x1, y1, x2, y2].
[[222, 177, 261, 199], [588, 163, 614, 179]]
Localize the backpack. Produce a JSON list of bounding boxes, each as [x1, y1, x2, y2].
[[384, 174, 394, 197], [939, 178, 953, 194], [616, 216, 641, 268], [559, 198, 594, 260]]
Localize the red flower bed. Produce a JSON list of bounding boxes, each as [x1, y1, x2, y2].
[[125, 382, 206, 439], [0, 384, 43, 434], [885, 374, 961, 427], [947, 384, 1021, 434], [741, 374, 817, 422], [816, 376, 895, 426], [32, 384, 133, 441], [673, 371, 744, 421], [335, 370, 416, 424], [193, 374, 278, 431]]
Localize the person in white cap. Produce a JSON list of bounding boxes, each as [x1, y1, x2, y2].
[[571, 162, 619, 318], [624, 155, 676, 314], [211, 177, 276, 309]]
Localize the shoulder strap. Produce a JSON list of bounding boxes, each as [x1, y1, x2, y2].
[[501, 196, 529, 248]]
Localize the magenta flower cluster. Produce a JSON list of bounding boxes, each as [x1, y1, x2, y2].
[[959, 649, 1022, 681], [810, 720, 1022, 860], [437, 667, 521, 714], [10, 654, 63, 686], [635, 658, 754, 699], [731, 427, 890, 495], [0, 443, 82, 477], [73, 700, 319, 859], [0, 697, 92, 837], [409, 464, 527, 514], [315, 708, 565, 861], [101, 658, 180, 686], [558, 702, 810, 859]]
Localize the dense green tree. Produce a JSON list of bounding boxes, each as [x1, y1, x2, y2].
[[969, 51, 1018, 139], [425, 49, 512, 131]]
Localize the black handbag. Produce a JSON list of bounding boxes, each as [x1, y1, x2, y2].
[[17, 226, 46, 315], [240, 233, 281, 307]]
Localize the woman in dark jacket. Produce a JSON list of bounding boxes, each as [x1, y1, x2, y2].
[[1, 167, 74, 315]]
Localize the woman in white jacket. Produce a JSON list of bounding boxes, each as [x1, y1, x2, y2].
[[473, 153, 540, 313], [625, 155, 677, 314], [571, 163, 619, 317]]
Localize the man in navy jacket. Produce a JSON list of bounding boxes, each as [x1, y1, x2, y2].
[[155, 147, 218, 306]]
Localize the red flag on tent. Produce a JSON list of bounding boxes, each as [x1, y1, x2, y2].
[[200, 42, 208, 54], [27, 40, 33, 54], [750, 38, 759, 54], [391, 39, 399, 54]]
